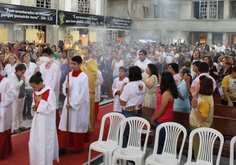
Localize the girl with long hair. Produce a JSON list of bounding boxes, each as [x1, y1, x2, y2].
[[150, 71, 178, 154]]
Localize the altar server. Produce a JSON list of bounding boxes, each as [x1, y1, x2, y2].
[[28, 72, 59, 165], [58, 56, 90, 155], [0, 65, 17, 159], [39, 48, 61, 134], [95, 70, 103, 121], [112, 66, 129, 112]]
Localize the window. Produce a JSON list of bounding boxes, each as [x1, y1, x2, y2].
[[112, 31, 118, 43], [199, 0, 218, 19], [36, 0, 51, 8], [150, 3, 159, 18], [143, 7, 149, 18], [230, 1, 236, 19], [78, 0, 96, 14]]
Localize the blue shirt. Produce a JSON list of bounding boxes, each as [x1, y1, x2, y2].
[[173, 80, 190, 112], [61, 64, 72, 83]]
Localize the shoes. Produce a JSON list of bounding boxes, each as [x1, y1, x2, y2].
[[28, 116, 33, 120], [23, 117, 26, 121], [59, 148, 66, 156], [19, 127, 28, 131], [13, 129, 21, 134]]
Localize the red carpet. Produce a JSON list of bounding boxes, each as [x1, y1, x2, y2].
[[0, 103, 113, 165]]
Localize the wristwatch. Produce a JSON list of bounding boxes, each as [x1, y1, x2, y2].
[[194, 108, 198, 112]]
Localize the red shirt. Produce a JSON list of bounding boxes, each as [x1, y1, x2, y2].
[[154, 94, 174, 122]]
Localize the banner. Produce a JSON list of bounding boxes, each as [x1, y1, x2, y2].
[[106, 17, 131, 30], [0, 3, 56, 24], [58, 10, 104, 27]]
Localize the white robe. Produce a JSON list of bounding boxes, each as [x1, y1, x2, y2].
[[112, 77, 129, 112], [29, 86, 59, 165], [40, 62, 61, 109], [134, 58, 152, 78], [95, 70, 103, 102], [59, 72, 90, 133], [0, 77, 17, 132]]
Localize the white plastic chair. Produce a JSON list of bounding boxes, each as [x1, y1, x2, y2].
[[230, 135, 236, 165], [184, 127, 224, 165], [88, 112, 126, 165], [145, 122, 187, 165], [112, 117, 150, 165]]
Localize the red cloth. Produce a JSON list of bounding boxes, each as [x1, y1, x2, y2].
[[72, 69, 82, 77], [0, 129, 12, 159], [56, 109, 60, 136], [119, 76, 126, 81], [45, 61, 54, 69], [95, 102, 99, 122], [154, 94, 174, 122], [59, 131, 86, 151], [33, 89, 50, 108]]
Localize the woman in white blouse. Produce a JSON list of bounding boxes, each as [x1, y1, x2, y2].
[[22, 53, 37, 120], [111, 53, 124, 81], [2, 54, 17, 77]]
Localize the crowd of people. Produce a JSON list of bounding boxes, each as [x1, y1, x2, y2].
[[0, 38, 236, 163]]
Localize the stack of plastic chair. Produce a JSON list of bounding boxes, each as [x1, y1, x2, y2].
[[145, 122, 187, 165], [184, 127, 224, 165], [88, 112, 126, 165], [230, 135, 236, 165], [112, 117, 150, 165]]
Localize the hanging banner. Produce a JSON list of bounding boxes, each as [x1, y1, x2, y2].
[[58, 10, 104, 27], [0, 3, 57, 24], [106, 16, 131, 30]]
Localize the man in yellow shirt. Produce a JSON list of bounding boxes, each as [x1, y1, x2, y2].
[[81, 47, 98, 132]]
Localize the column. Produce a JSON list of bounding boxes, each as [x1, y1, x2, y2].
[[65, 0, 71, 11], [128, 0, 133, 18], [223, 32, 228, 46], [46, 25, 58, 46], [207, 32, 212, 46], [224, 0, 229, 19], [7, 24, 13, 43]]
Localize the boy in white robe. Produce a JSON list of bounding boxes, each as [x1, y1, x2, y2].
[[0, 65, 17, 159], [95, 70, 103, 121], [58, 56, 90, 156], [28, 72, 59, 165], [112, 66, 129, 112], [39, 48, 61, 134]]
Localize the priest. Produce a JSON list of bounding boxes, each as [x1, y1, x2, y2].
[[0, 65, 17, 159], [80, 47, 98, 132], [39, 48, 61, 134], [58, 56, 90, 155]]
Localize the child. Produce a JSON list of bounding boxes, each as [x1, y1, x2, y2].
[[129, 52, 138, 67], [95, 69, 103, 121], [112, 66, 129, 112], [192, 61, 201, 80], [28, 72, 59, 164], [183, 60, 191, 70]]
